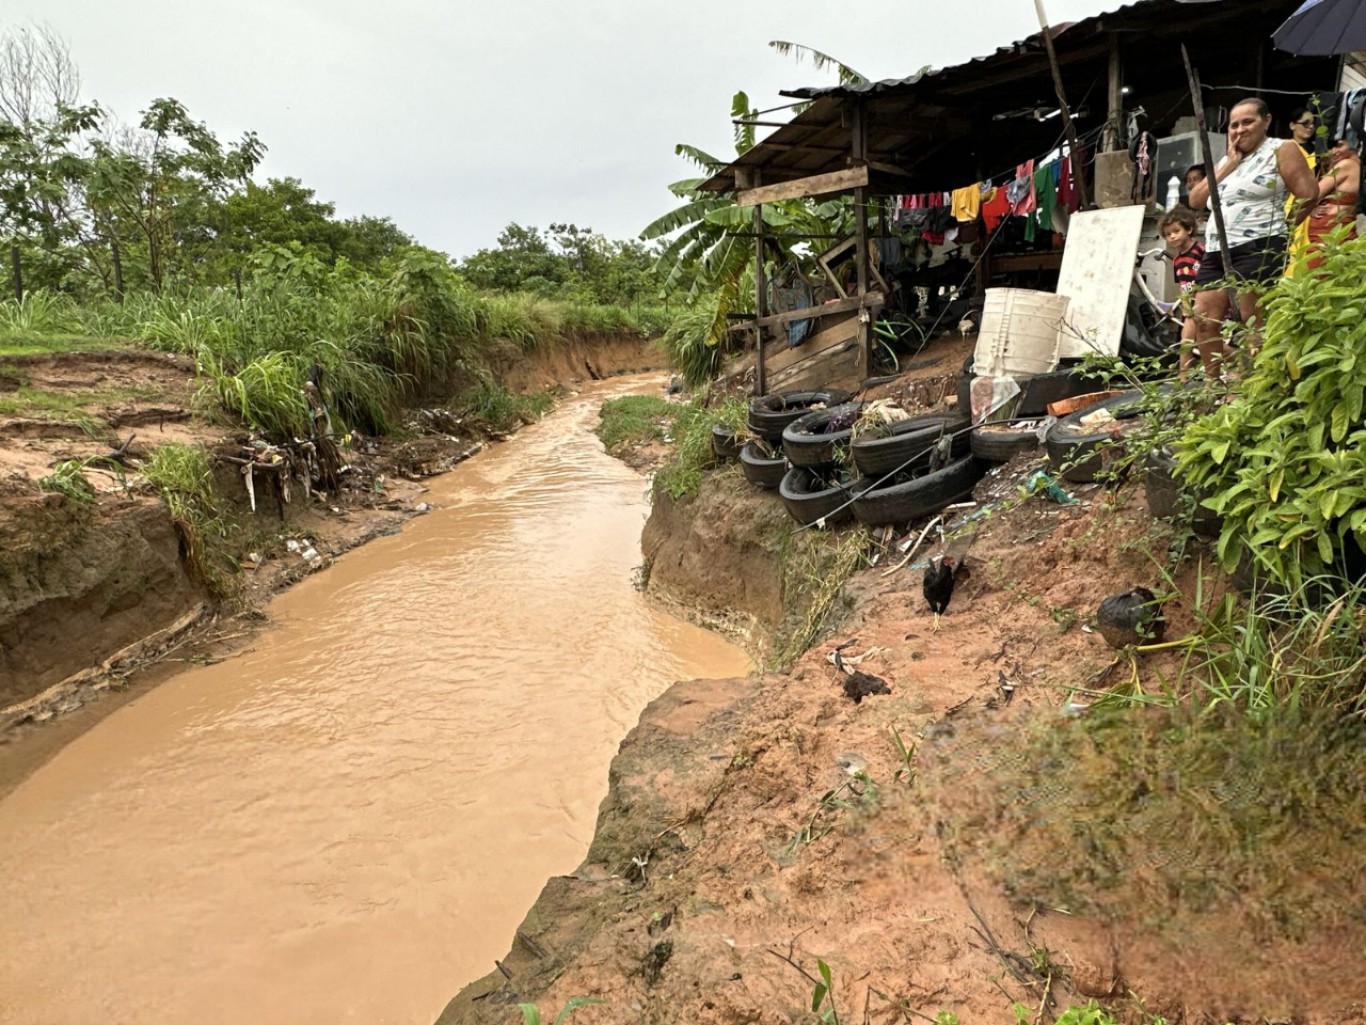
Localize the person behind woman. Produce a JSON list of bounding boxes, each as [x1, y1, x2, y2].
[[1301, 136, 1361, 272], [1186, 97, 1319, 371], [1286, 106, 1319, 269]]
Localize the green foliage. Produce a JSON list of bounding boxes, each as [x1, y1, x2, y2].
[[810, 958, 840, 1025], [652, 397, 748, 500], [771, 526, 869, 669], [459, 222, 661, 307], [939, 702, 1366, 945], [143, 443, 231, 595], [1016, 1002, 1117, 1025], [1092, 563, 1366, 720], [450, 384, 552, 435], [1179, 238, 1366, 590], [595, 395, 676, 454], [516, 996, 602, 1025], [38, 457, 95, 502], [786, 772, 878, 852]]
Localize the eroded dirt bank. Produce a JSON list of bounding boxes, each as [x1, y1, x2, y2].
[[0, 334, 666, 779], [438, 472, 1366, 1024], [0, 375, 748, 1025]]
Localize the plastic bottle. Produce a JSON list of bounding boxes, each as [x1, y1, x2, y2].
[[1165, 175, 1181, 211]]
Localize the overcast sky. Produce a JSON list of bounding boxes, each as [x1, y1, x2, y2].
[[13, 0, 1123, 258]]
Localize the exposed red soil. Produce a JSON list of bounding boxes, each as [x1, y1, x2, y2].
[[438, 463, 1366, 1025]]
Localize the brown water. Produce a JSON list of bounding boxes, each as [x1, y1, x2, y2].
[[0, 378, 749, 1025]]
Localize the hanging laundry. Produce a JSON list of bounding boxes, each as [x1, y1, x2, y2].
[[1025, 163, 1055, 243], [951, 182, 983, 222], [1006, 160, 1036, 216], [1058, 154, 1080, 213], [981, 187, 1010, 234]]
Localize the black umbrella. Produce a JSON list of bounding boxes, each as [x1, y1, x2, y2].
[[1273, 0, 1366, 56]]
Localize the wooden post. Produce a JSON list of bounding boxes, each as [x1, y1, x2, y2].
[[1034, 0, 1092, 208], [9, 244, 21, 303], [1181, 45, 1234, 278], [851, 99, 872, 381], [753, 195, 768, 397], [1104, 35, 1123, 152], [110, 236, 124, 302]]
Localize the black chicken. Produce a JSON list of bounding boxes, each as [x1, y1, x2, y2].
[[922, 555, 963, 632]]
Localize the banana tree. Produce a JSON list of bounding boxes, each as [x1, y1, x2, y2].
[[641, 91, 858, 366]]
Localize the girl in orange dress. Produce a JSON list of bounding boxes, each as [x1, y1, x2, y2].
[[1303, 138, 1361, 272]]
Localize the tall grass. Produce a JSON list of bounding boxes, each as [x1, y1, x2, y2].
[[143, 443, 232, 596], [15, 251, 670, 443], [1092, 563, 1366, 721], [0, 292, 82, 337]]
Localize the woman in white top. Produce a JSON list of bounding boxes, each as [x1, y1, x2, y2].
[[1186, 97, 1318, 370]]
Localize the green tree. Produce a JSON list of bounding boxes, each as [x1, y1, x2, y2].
[[85, 97, 265, 291], [459, 222, 564, 294]]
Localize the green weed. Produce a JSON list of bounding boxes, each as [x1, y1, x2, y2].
[[451, 384, 552, 435], [0, 292, 81, 336], [595, 394, 676, 454], [516, 996, 602, 1025], [770, 525, 869, 669], [651, 395, 748, 500], [143, 443, 233, 597], [38, 458, 96, 502]]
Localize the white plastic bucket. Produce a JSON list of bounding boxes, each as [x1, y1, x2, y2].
[[972, 288, 1067, 378]]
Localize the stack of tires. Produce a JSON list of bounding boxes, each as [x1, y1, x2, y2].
[[846, 413, 985, 527], [777, 400, 864, 527], [741, 390, 850, 493]]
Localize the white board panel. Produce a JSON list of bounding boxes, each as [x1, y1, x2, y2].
[[1054, 206, 1146, 359]]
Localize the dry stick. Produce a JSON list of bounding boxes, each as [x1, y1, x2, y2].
[[1034, 0, 1092, 208], [882, 515, 942, 577], [1180, 45, 1234, 278]]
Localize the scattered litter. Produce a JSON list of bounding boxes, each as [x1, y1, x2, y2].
[[1079, 407, 1116, 429], [1096, 587, 1166, 649], [414, 502, 432, 514], [285, 539, 301, 553], [835, 752, 869, 776], [1025, 470, 1078, 505]]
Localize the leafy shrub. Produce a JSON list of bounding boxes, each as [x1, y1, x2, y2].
[[1180, 238, 1366, 589], [38, 458, 96, 502]]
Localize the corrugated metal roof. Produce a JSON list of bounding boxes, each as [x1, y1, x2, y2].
[[699, 0, 1307, 196]]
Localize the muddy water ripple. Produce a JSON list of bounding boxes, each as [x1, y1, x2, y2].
[[0, 377, 749, 1025]]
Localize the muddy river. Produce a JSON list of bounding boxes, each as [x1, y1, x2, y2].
[[0, 378, 749, 1025]]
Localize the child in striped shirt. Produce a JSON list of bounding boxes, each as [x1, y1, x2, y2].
[[1159, 207, 1206, 375]]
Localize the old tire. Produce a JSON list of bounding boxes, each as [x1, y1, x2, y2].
[[739, 440, 787, 489], [748, 390, 853, 442], [1144, 446, 1221, 538], [970, 424, 1042, 463], [850, 413, 970, 478], [778, 466, 858, 527], [1016, 367, 1102, 416], [712, 424, 744, 462], [851, 456, 987, 527], [781, 402, 864, 468], [1045, 390, 1149, 484]]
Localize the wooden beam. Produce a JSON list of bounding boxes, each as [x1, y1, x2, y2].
[[762, 310, 861, 379], [727, 291, 886, 335], [735, 166, 870, 207], [1104, 34, 1123, 152], [753, 173, 767, 396]]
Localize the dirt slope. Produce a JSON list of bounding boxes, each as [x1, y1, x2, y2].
[[438, 474, 1366, 1025]]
